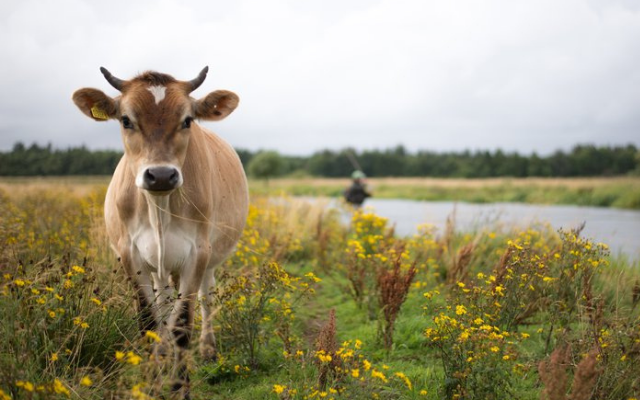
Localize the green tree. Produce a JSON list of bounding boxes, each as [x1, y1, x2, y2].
[[247, 151, 286, 182]]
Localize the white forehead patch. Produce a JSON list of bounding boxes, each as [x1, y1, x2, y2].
[[147, 85, 166, 105]]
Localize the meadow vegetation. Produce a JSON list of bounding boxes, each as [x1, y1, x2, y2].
[[2, 176, 640, 209], [1, 182, 639, 399], [250, 176, 640, 209]]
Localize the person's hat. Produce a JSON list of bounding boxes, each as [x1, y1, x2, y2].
[[351, 170, 366, 179]]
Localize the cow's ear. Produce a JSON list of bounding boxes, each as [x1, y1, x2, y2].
[[72, 88, 117, 121], [194, 90, 239, 121]]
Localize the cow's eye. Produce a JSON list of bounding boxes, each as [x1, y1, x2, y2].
[[182, 117, 193, 130], [121, 116, 134, 130]]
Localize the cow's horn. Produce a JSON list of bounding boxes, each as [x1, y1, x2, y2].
[[100, 67, 124, 91], [188, 66, 209, 92]]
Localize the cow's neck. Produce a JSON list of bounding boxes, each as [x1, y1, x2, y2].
[[146, 193, 172, 281]]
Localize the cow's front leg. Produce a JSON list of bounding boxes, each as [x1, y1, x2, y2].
[[120, 247, 159, 333], [168, 243, 210, 399], [198, 267, 217, 361]]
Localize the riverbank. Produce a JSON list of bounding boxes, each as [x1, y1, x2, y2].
[[250, 176, 640, 209], [1, 176, 639, 209]]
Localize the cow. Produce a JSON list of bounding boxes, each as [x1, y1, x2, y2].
[[72, 67, 248, 398]]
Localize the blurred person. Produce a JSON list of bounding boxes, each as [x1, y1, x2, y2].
[[344, 170, 371, 207]]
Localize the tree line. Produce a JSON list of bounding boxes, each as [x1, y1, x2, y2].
[[1, 142, 638, 178]]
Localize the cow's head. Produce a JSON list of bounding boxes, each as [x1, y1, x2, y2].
[[72, 67, 238, 195]]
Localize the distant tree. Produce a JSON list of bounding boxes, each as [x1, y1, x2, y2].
[[247, 151, 286, 182], [1, 142, 637, 178], [235, 149, 254, 168]]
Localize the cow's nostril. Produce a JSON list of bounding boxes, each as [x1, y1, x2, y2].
[[169, 170, 179, 186], [144, 169, 157, 185]]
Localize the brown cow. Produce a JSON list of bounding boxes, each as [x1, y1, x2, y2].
[[72, 67, 248, 398]]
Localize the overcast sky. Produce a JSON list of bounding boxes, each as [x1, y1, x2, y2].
[[1, 0, 639, 155]]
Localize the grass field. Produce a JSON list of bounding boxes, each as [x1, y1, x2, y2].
[[1, 181, 639, 399], [2, 176, 640, 209], [249, 176, 640, 209]]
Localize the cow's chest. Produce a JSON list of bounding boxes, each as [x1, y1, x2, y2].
[[130, 222, 197, 274]]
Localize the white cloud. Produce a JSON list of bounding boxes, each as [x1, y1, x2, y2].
[[0, 0, 639, 155]]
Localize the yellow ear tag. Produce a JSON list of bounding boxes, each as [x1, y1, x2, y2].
[[90, 105, 109, 120]]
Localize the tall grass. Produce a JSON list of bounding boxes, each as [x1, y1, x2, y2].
[[1, 183, 639, 399]]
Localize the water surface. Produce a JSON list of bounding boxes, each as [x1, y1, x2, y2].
[[345, 199, 640, 259]]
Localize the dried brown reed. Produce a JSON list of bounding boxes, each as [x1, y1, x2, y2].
[[376, 252, 417, 351], [315, 309, 340, 390], [447, 241, 476, 285], [632, 280, 640, 307], [539, 345, 570, 400], [569, 351, 599, 400], [539, 346, 600, 400]]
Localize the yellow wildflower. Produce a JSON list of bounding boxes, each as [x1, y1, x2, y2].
[[48, 310, 56, 318], [80, 376, 93, 387], [0, 389, 11, 400], [31, 288, 40, 295], [351, 369, 360, 378], [72, 265, 85, 274], [371, 369, 388, 383], [127, 351, 142, 365], [420, 390, 428, 396], [317, 353, 332, 363], [90, 297, 102, 306], [455, 305, 467, 315], [490, 346, 500, 352], [273, 384, 286, 394], [145, 330, 161, 343], [115, 351, 125, 361], [305, 272, 322, 283], [16, 381, 34, 392], [53, 379, 70, 397], [131, 383, 152, 400], [51, 352, 58, 361], [363, 359, 372, 371], [394, 372, 412, 390], [14, 279, 25, 287]]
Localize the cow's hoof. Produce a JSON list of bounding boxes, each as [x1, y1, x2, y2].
[[199, 343, 217, 363]]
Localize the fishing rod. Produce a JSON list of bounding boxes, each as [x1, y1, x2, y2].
[[346, 150, 363, 173]]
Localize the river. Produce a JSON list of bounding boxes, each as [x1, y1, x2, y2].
[[338, 199, 640, 260]]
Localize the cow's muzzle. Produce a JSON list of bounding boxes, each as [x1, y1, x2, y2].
[[141, 166, 181, 194]]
